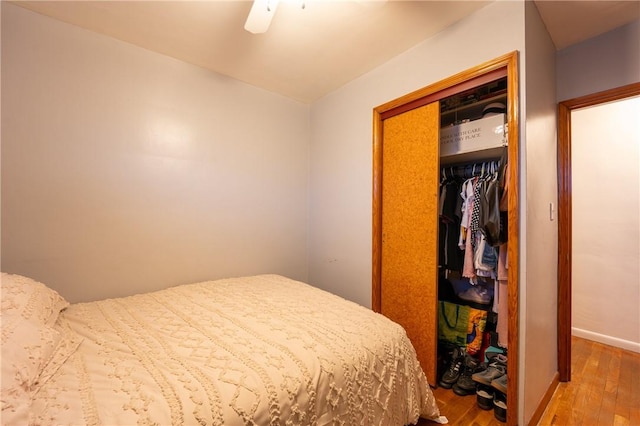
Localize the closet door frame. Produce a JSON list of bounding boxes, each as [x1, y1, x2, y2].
[[372, 51, 520, 425]]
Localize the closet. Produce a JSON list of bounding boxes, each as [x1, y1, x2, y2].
[[372, 52, 519, 424]]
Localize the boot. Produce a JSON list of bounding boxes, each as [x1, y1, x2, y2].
[[439, 346, 464, 389], [453, 354, 480, 396]]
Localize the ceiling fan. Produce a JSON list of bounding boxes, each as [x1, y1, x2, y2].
[[244, 0, 386, 34], [244, 0, 294, 34]]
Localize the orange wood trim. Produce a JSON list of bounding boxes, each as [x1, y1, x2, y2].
[[372, 108, 383, 313], [559, 82, 640, 108], [380, 68, 507, 120], [557, 81, 640, 384], [374, 51, 515, 117], [557, 101, 572, 383], [527, 373, 560, 426], [504, 50, 520, 426]]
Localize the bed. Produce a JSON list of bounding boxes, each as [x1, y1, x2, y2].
[[1, 273, 444, 425]]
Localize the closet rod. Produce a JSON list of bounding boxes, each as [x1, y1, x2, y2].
[[441, 159, 501, 179]]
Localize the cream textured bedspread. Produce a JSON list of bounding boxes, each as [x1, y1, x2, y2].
[[31, 275, 442, 425]]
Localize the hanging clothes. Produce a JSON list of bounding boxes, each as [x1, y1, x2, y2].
[[480, 171, 502, 246], [438, 175, 464, 271], [439, 159, 505, 281], [438, 157, 510, 350]]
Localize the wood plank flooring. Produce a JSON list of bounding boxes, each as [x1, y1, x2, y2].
[[418, 336, 640, 425], [538, 336, 640, 426]]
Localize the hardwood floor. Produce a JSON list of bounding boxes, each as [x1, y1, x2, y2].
[[419, 336, 640, 425], [538, 336, 640, 425]]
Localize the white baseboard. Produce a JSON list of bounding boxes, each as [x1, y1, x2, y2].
[[572, 328, 640, 353]]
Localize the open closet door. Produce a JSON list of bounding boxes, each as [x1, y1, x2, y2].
[[380, 102, 440, 385]]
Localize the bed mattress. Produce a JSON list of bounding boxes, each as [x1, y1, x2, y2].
[[12, 274, 442, 425]]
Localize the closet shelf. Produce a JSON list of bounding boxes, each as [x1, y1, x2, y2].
[[440, 92, 508, 126]]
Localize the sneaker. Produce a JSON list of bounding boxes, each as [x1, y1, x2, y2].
[[453, 355, 480, 396], [439, 347, 464, 389], [476, 386, 494, 410], [472, 361, 506, 386], [491, 373, 507, 394], [494, 392, 507, 422], [485, 349, 506, 363]]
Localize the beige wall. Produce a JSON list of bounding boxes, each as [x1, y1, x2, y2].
[[522, 1, 559, 421], [572, 97, 640, 353], [557, 20, 639, 101], [1, 3, 310, 302]]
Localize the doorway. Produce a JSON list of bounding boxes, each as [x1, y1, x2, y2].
[[557, 82, 640, 381]]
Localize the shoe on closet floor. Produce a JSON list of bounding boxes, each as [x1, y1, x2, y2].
[[476, 385, 494, 410], [439, 347, 464, 389], [494, 391, 507, 422], [437, 341, 460, 382], [453, 355, 480, 396], [485, 348, 506, 363], [472, 357, 506, 386], [491, 372, 507, 394]]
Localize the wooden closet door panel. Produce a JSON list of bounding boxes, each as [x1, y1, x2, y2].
[[381, 102, 439, 386]]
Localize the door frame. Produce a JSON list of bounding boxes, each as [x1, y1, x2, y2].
[[372, 51, 520, 424], [557, 81, 640, 382]]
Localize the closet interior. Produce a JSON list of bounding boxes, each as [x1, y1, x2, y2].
[[436, 77, 510, 422]]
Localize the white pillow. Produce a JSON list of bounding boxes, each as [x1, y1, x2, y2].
[[1, 317, 81, 423], [1, 316, 63, 392], [1, 273, 78, 423], [1, 272, 69, 326]]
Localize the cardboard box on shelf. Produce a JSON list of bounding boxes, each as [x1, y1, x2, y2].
[[440, 113, 506, 158]]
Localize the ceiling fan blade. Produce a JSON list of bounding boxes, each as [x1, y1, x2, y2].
[[244, 0, 280, 34]]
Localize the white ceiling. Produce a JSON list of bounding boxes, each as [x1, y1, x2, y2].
[[11, 0, 640, 103]]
